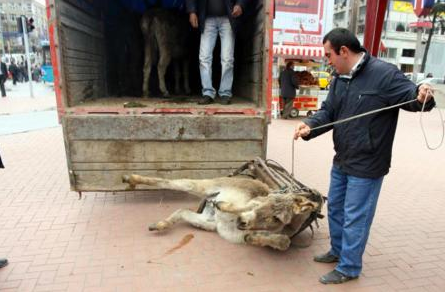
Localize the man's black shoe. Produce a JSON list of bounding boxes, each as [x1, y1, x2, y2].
[[198, 95, 214, 105], [313, 252, 339, 263], [319, 270, 358, 284], [0, 258, 8, 268], [220, 96, 231, 105]]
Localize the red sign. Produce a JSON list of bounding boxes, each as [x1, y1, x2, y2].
[[409, 21, 433, 28]]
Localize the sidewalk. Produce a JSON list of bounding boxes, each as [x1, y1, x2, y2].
[[0, 80, 56, 115], [0, 109, 444, 291]]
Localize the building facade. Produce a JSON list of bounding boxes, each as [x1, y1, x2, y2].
[[0, 0, 48, 55], [333, 0, 445, 78]]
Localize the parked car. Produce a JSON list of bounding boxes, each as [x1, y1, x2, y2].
[[311, 71, 331, 90], [417, 78, 445, 85]]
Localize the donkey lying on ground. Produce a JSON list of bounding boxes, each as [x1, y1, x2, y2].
[[122, 174, 320, 251], [141, 8, 191, 97]]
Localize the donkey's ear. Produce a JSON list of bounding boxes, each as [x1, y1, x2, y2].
[[275, 211, 292, 224], [292, 197, 317, 214]]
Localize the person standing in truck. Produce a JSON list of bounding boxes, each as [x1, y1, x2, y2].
[[294, 28, 435, 285], [279, 61, 299, 119], [186, 0, 248, 105]]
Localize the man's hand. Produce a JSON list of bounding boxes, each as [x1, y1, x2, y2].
[[232, 5, 243, 17], [417, 83, 434, 103], [189, 13, 198, 28], [294, 122, 311, 140]]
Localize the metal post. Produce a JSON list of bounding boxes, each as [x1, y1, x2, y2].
[[0, 17, 5, 54], [21, 16, 34, 98]]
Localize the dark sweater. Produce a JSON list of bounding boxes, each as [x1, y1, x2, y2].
[[303, 52, 436, 178]]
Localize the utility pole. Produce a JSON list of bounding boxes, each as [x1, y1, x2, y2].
[[413, 17, 424, 83], [21, 16, 34, 98], [349, 0, 359, 34]]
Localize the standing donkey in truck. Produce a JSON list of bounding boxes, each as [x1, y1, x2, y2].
[[141, 8, 192, 97]]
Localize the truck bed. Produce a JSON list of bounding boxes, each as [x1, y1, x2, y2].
[[66, 96, 261, 115]]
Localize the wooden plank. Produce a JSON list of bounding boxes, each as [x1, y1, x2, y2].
[[71, 161, 241, 171], [63, 115, 266, 140], [74, 168, 238, 191], [69, 140, 263, 163]]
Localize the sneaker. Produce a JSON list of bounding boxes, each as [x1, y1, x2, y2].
[[319, 270, 358, 284], [220, 96, 231, 105], [198, 95, 214, 105], [313, 252, 339, 263]]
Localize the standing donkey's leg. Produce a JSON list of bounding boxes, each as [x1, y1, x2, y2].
[[142, 48, 152, 97], [157, 51, 171, 97]]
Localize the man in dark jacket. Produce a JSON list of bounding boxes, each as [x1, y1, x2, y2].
[[186, 0, 248, 105], [294, 28, 435, 284], [279, 61, 299, 119], [0, 56, 8, 97]]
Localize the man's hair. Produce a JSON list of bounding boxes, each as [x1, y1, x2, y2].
[[323, 28, 362, 55], [286, 61, 294, 69]]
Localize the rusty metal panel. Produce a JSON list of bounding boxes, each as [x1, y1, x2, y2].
[[63, 114, 267, 191], [64, 115, 265, 141]]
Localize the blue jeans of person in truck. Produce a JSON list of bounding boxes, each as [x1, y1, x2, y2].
[[327, 164, 384, 277], [199, 17, 235, 99]]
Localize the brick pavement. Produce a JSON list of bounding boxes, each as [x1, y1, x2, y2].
[[1, 109, 445, 291]]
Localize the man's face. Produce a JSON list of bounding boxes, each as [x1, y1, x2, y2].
[[323, 41, 348, 75]]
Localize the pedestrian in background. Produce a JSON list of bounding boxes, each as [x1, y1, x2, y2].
[[0, 56, 8, 97], [294, 28, 435, 285], [279, 61, 299, 119], [8, 60, 19, 85]]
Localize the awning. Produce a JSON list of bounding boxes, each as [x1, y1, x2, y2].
[[273, 45, 324, 59]]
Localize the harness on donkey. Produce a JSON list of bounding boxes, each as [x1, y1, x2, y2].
[[197, 157, 326, 240]]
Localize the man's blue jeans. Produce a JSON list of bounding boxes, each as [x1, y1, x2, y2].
[[327, 165, 384, 277], [199, 17, 235, 98]]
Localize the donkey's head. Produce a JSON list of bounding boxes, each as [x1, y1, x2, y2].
[[234, 193, 319, 232]]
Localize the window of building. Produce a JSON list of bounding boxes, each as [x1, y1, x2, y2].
[[402, 49, 415, 57], [401, 64, 413, 73], [334, 12, 345, 21], [357, 25, 365, 34]]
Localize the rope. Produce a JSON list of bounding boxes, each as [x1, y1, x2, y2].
[[291, 89, 444, 176]]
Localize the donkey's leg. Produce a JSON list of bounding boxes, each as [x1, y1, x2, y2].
[[157, 52, 171, 97], [174, 62, 181, 94], [149, 209, 216, 231], [142, 48, 152, 97], [122, 174, 217, 198], [182, 59, 191, 95], [244, 231, 291, 251]]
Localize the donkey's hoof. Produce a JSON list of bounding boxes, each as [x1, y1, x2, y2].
[[149, 221, 168, 231]]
